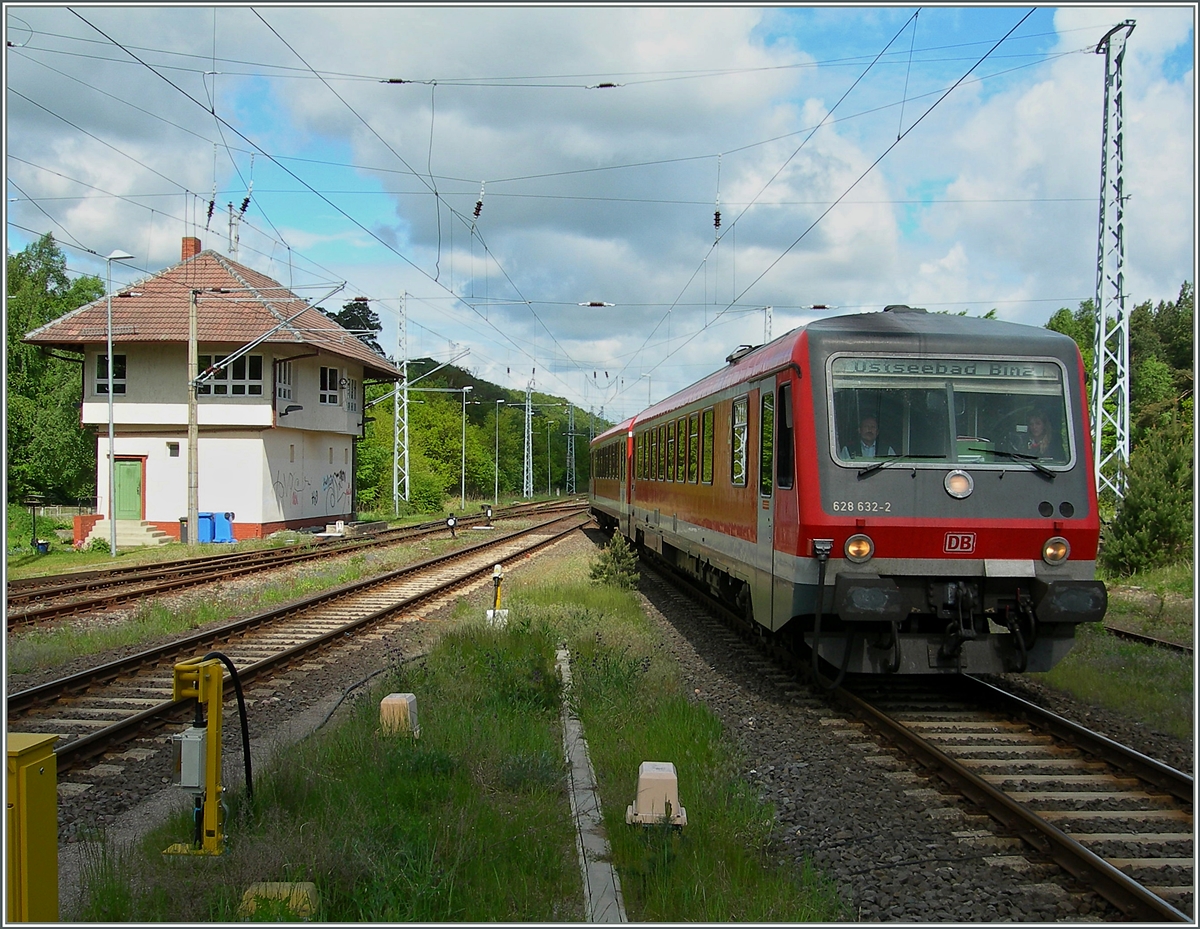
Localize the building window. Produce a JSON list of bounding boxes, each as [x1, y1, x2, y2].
[[731, 396, 748, 486], [197, 354, 263, 395], [289, 444, 295, 463], [345, 377, 359, 413], [344, 447, 349, 465], [167, 442, 180, 458], [276, 360, 292, 400], [319, 366, 340, 405], [96, 354, 126, 394]]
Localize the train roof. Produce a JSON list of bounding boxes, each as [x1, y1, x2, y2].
[[629, 307, 1082, 426], [591, 416, 634, 446]]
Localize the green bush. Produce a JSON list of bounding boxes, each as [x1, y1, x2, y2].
[[1100, 419, 1194, 576], [588, 533, 640, 589], [409, 471, 447, 513]]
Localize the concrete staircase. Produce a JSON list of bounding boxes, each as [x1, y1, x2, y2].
[[84, 519, 172, 548]]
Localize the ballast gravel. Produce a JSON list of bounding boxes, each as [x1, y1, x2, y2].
[[632, 568, 1192, 923]]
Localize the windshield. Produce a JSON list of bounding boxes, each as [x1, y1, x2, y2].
[[828, 354, 1072, 468]]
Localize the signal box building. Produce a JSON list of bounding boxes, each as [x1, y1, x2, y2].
[[23, 237, 402, 545]]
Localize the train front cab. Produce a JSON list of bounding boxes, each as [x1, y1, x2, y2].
[[783, 311, 1106, 676]]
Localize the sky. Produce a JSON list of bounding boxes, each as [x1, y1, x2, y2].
[[5, 4, 1196, 422]]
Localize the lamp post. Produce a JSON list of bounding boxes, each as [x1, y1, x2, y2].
[[494, 399, 505, 507], [546, 420, 555, 496], [461, 385, 473, 511], [105, 250, 135, 556]]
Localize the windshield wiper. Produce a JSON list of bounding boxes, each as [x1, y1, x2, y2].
[[968, 447, 1056, 480], [857, 454, 946, 479]]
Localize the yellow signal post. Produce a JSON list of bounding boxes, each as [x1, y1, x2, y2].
[[163, 656, 226, 856], [7, 733, 59, 922]]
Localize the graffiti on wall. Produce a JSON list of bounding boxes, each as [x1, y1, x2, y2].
[[273, 470, 309, 511], [273, 468, 350, 515], [319, 469, 350, 510]]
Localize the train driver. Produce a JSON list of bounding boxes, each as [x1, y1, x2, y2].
[[840, 415, 896, 460]]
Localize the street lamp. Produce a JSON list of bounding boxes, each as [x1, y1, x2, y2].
[[105, 249, 135, 556], [546, 420, 555, 496], [494, 399, 505, 507], [461, 385, 473, 511]]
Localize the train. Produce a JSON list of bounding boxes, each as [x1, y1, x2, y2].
[[589, 306, 1107, 677]]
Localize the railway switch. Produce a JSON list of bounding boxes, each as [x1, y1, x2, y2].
[[626, 761, 687, 828], [380, 693, 420, 737], [487, 563, 509, 627]]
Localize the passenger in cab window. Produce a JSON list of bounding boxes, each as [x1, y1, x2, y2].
[[1019, 410, 1064, 460], [840, 415, 896, 459]]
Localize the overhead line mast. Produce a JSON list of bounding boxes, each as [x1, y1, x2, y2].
[[1092, 20, 1135, 500]]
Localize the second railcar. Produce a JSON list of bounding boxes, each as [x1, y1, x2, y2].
[[592, 306, 1106, 676]]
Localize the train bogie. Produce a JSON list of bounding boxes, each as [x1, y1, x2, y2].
[[591, 307, 1105, 676]]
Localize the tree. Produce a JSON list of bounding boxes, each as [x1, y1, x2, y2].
[[1100, 418, 1194, 575], [6, 234, 105, 503], [320, 299, 384, 355]]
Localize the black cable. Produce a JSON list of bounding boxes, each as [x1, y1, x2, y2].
[[202, 650, 253, 799]]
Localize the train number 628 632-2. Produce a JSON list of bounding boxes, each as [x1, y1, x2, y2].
[[831, 500, 891, 513]]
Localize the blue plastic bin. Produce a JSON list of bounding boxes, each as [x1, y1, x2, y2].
[[212, 512, 234, 543], [196, 512, 216, 544]]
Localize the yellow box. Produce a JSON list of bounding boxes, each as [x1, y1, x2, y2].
[[380, 693, 420, 737], [239, 881, 318, 919], [7, 733, 59, 923]]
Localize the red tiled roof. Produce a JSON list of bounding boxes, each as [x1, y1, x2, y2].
[[23, 249, 401, 381]]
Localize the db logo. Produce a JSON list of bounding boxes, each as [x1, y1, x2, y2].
[[944, 532, 976, 554]]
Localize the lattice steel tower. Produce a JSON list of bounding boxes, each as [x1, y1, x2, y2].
[[393, 294, 410, 511], [565, 406, 577, 495], [522, 379, 534, 498], [1092, 20, 1135, 499]]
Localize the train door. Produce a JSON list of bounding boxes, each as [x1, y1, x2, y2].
[[753, 378, 775, 627]]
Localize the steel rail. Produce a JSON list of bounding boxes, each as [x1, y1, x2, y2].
[[15, 513, 589, 772], [7, 497, 581, 597], [1102, 624, 1193, 655], [831, 685, 1192, 924], [8, 511, 586, 715], [960, 675, 1193, 802], [7, 501, 587, 626]]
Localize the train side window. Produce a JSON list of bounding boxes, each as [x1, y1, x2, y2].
[[676, 417, 687, 478], [701, 408, 715, 484], [731, 396, 749, 486], [667, 421, 676, 481], [651, 429, 659, 481], [777, 383, 794, 489], [688, 414, 700, 482], [760, 392, 774, 496], [658, 424, 667, 481]]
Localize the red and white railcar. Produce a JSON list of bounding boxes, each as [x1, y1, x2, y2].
[[590, 306, 1105, 675]]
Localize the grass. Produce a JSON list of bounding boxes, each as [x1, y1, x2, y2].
[[1031, 621, 1194, 741], [69, 545, 846, 922]]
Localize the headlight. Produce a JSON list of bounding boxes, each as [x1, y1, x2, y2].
[[944, 470, 974, 499], [1042, 536, 1070, 565], [844, 534, 874, 563]]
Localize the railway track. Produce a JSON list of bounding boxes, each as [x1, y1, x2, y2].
[[838, 677, 1193, 922], [6, 499, 586, 627], [8, 511, 589, 774], [638, 552, 1194, 922]]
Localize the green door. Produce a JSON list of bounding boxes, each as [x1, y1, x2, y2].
[[114, 460, 143, 520]]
